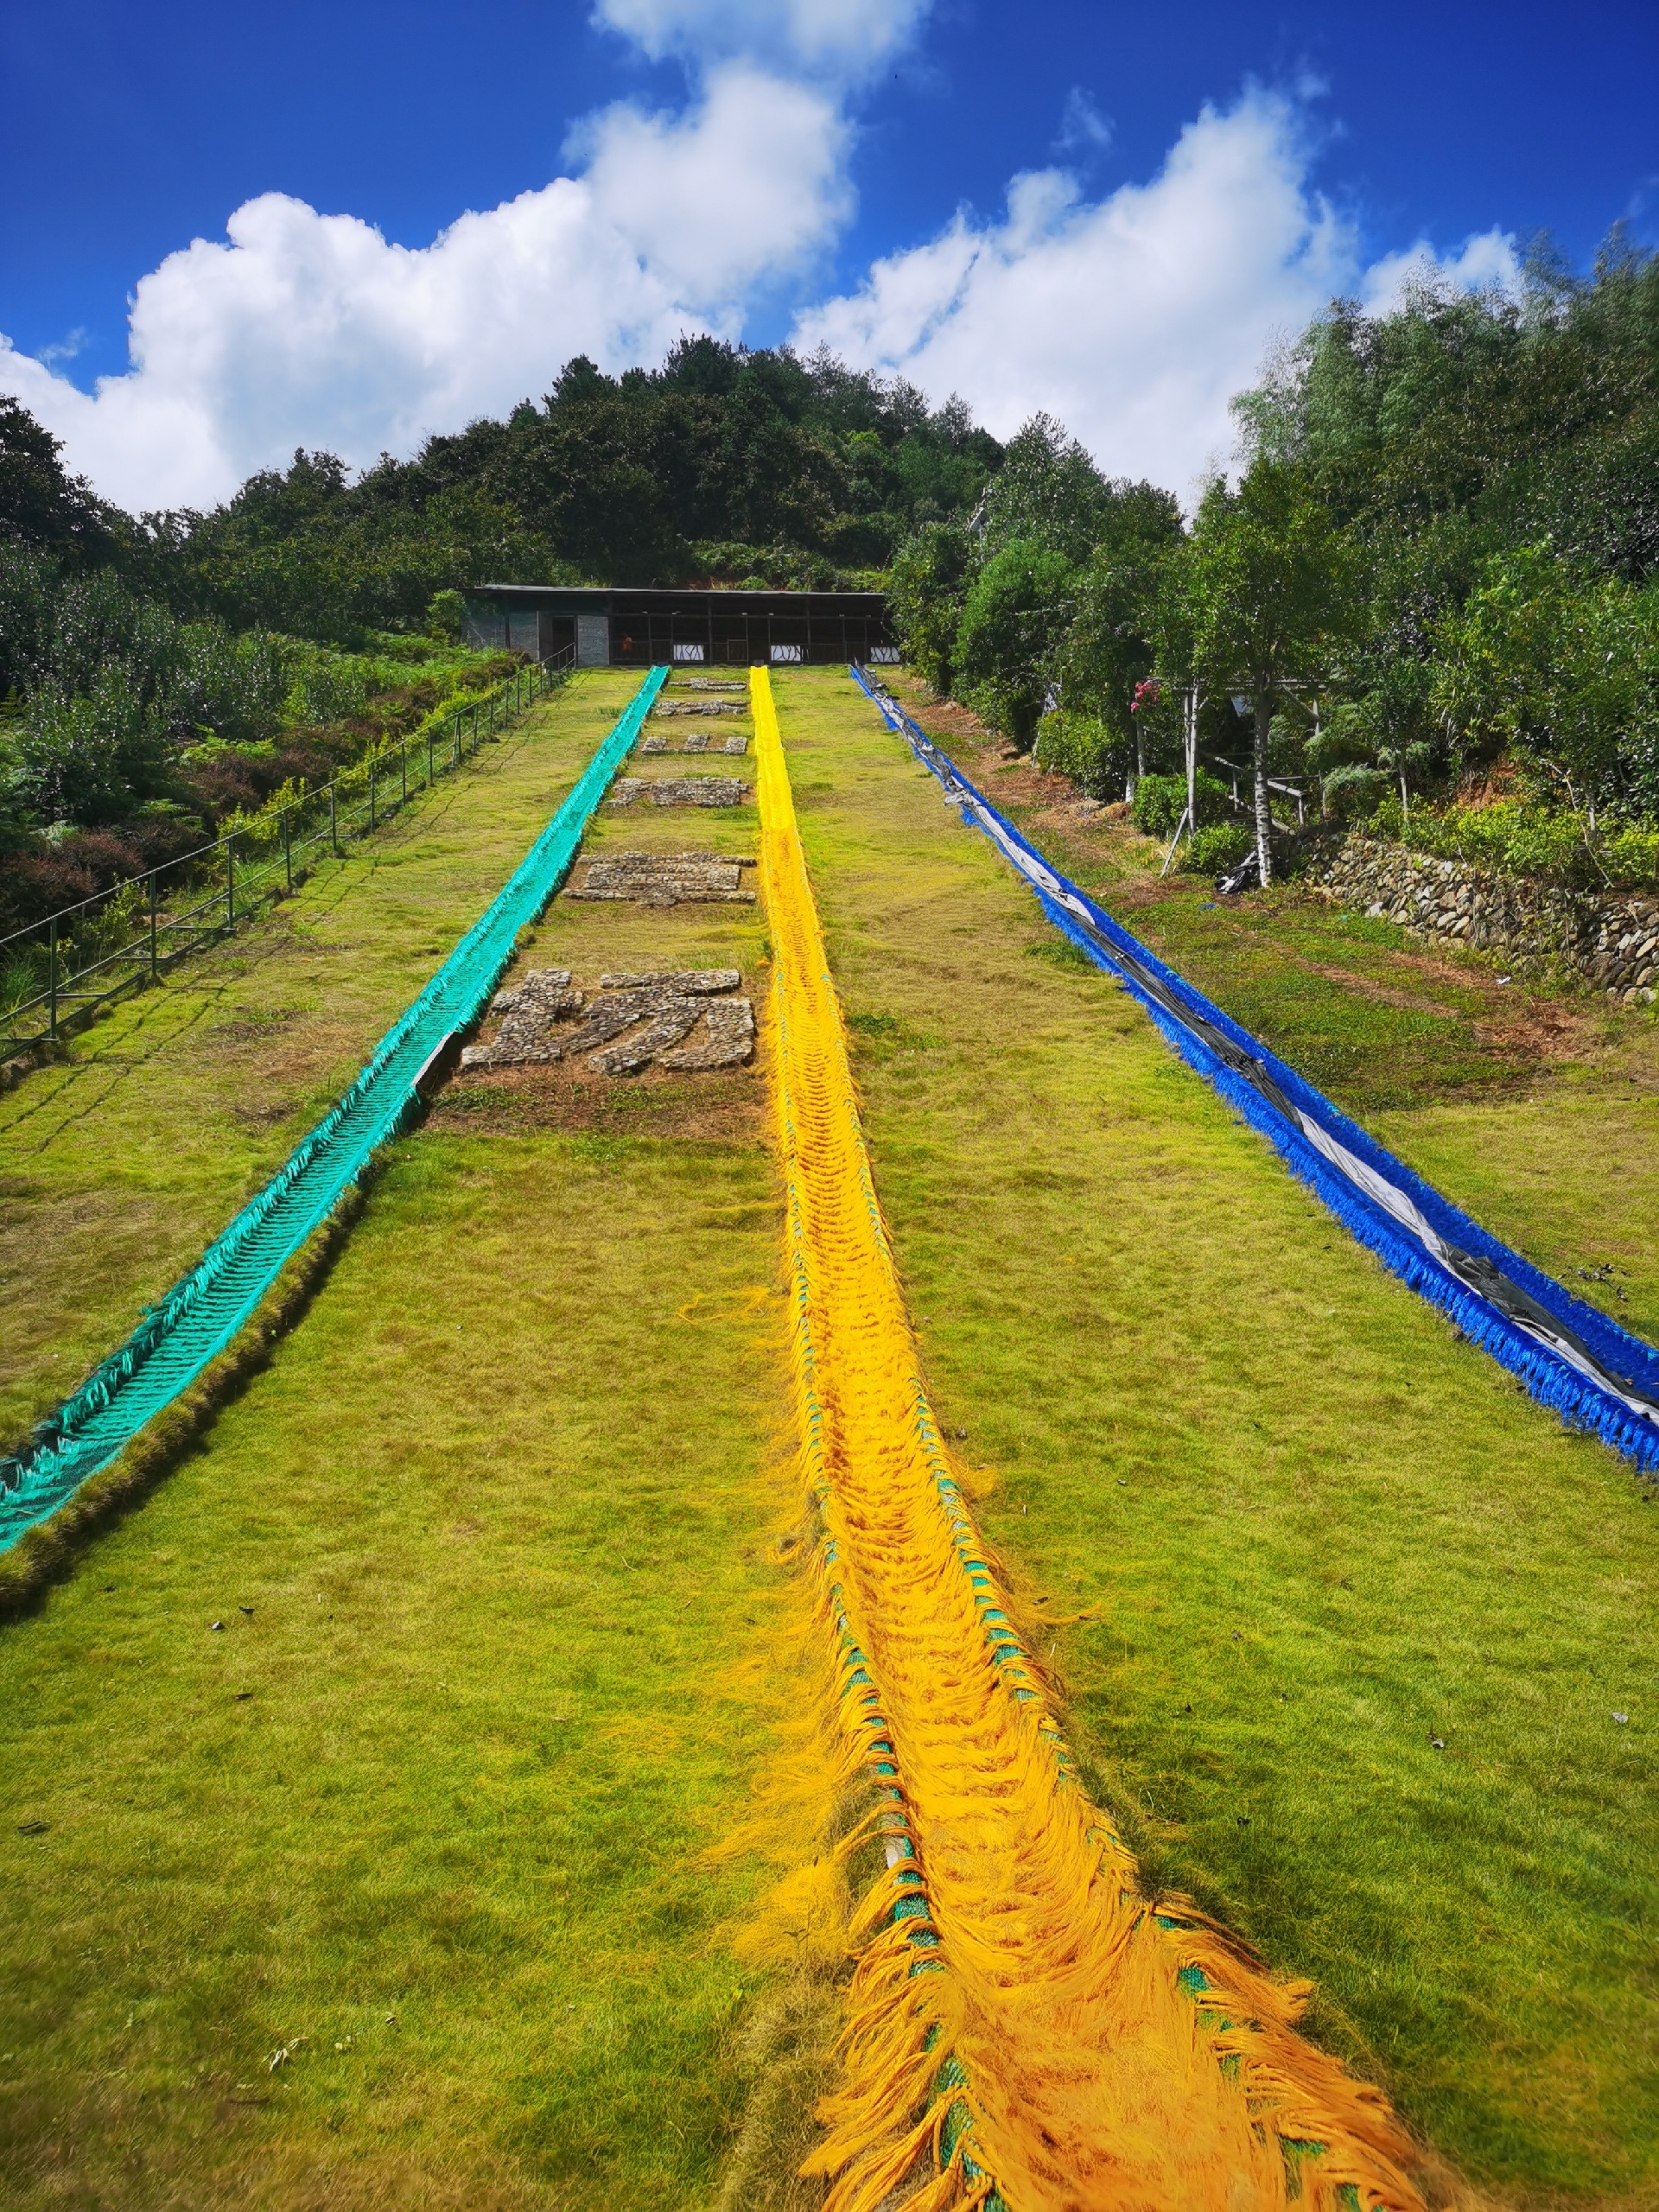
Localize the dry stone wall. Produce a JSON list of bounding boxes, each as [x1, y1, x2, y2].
[[1314, 836, 1659, 1003]]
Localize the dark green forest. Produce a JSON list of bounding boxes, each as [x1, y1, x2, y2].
[[118, 336, 1002, 640]]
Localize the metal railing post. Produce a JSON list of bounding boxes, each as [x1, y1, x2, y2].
[[283, 809, 292, 895], [369, 758, 377, 833], [428, 727, 435, 785], [226, 836, 235, 928], [48, 917, 58, 1039], [149, 869, 159, 982], [401, 741, 407, 804], [330, 781, 339, 855]]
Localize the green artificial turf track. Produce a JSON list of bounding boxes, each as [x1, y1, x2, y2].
[[0, 666, 1654, 2209]]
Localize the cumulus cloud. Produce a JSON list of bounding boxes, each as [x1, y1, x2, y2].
[[0, 26, 1529, 518], [572, 64, 850, 302], [591, 0, 931, 80], [0, 60, 850, 512], [795, 92, 1514, 500]]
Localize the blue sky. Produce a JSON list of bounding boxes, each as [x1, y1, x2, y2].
[[3, 0, 1656, 510]]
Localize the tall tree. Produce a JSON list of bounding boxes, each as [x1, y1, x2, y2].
[[1052, 480, 1184, 779], [1185, 461, 1356, 881], [978, 413, 1111, 567], [0, 395, 117, 567], [956, 540, 1077, 748], [888, 522, 975, 696]]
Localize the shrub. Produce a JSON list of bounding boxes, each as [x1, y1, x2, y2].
[[1367, 793, 1659, 890], [16, 676, 168, 824], [1132, 769, 1231, 838], [1184, 823, 1253, 876], [57, 830, 144, 891], [1034, 711, 1120, 798], [0, 853, 97, 932]]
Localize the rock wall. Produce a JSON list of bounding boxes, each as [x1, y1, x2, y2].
[[1313, 836, 1659, 1003]]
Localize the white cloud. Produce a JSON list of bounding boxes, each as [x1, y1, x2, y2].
[[796, 92, 1355, 501], [591, 0, 930, 80], [1056, 86, 1113, 156], [572, 64, 849, 302], [795, 91, 1516, 502], [0, 61, 849, 512], [0, 36, 1532, 519]]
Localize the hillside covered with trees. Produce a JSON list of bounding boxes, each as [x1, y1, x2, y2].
[[896, 240, 1659, 888], [0, 340, 1001, 935], [9, 250, 1659, 924]]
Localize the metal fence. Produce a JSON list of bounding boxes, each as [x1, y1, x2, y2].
[[0, 648, 575, 1061]]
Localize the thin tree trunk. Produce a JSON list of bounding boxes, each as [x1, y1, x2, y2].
[[1253, 689, 1274, 886]]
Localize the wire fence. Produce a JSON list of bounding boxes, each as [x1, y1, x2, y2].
[[0, 647, 575, 1062]]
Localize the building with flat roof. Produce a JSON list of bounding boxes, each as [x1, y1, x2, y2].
[[462, 584, 895, 669]]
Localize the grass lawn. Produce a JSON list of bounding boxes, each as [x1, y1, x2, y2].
[[891, 681, 1659, 1354], [780, 666, 1658, 2207], [1, 663, 1654, 2209], [0, 675, 830, 2208], [0, 671, 645, 1458]]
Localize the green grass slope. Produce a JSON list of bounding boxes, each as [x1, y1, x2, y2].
[[781, 666, 1657, 2206], [1, 664, 1654, 2209], [0, 672, 641, 1457], [0, 673, 818, 2209]]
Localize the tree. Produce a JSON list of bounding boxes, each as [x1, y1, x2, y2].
[[1430, 545, 1659, 820], [1184, 461, 1357, 881], [1305, 699, 1433, 819], [979, 414, 1111, 566], [956, 541, 1077, 749], [888, 522, 974, 695], [1052, 481, 1184, 784], [0, 397, 117, 567]]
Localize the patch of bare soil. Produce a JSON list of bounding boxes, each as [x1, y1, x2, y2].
[[1293, 945, 1606, 1058], [1469, 999, 1609, 1060], [423, 1054, 765, 1141], [1294, 964, 1461, 1019], [888, 683, 992, 750], [890, 677, 1135, 828]]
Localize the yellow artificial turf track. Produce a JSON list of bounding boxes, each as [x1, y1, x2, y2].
[[752, 667, 1428, 2212]]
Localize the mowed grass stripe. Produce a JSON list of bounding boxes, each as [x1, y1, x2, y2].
[[782, 665, 1657, 2205]]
